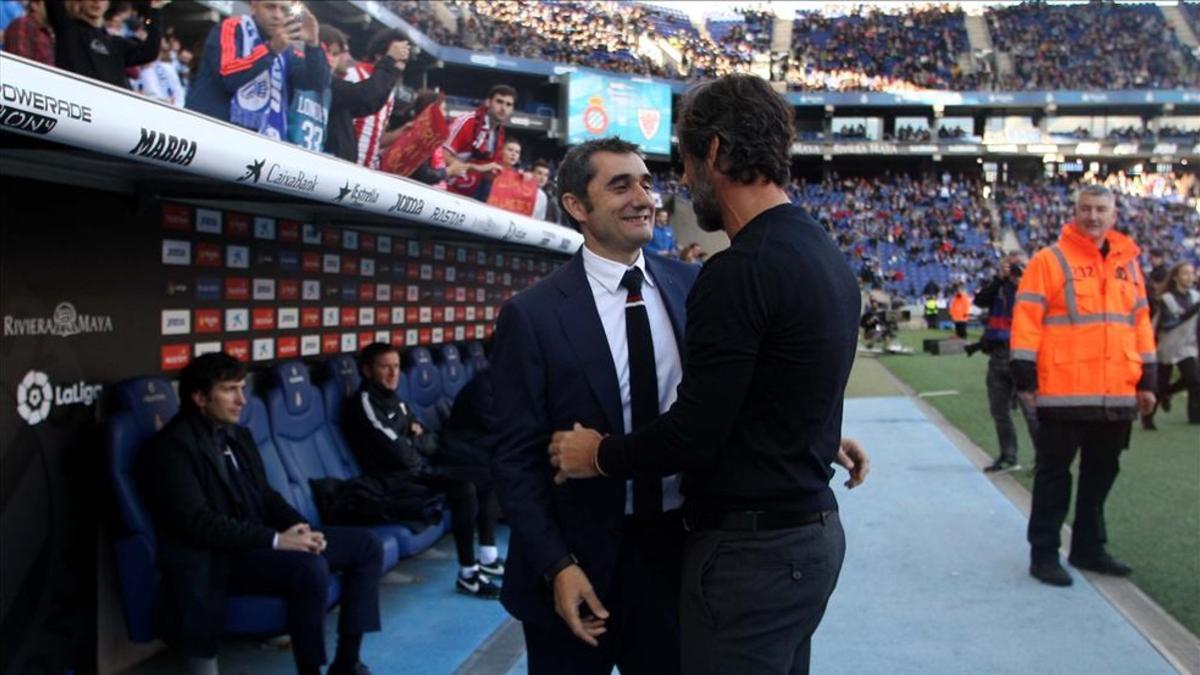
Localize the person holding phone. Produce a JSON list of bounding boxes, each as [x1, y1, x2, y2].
[[186, 0, 330, 141]]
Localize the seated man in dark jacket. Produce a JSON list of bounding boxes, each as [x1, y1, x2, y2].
[[342, 343, 502, 598], [139, 353, 382, 675]]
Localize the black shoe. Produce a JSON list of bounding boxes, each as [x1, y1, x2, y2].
[[327, 662, 372, 675], [1160, 395, 1172, 413], [1030, 560, 1073, 586], [984, 459, 1021, 473], [478, 557, 505, 577], [456, 571, 501, 598], [1068, 553, 1133, 577], [1141, 416, 1157, 431]]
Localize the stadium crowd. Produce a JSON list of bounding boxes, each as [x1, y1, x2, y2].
[[987, 2, 1199, 90]]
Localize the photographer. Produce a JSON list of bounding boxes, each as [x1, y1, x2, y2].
[[972, 252, 1037, 472]]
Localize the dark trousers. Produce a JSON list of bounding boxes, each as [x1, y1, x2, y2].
[[1028, 420, 1130, 562], [954, 321, 968, 339], [523, 514, 684, 675], [419, 466, 499, 566], [680, 512, 846, 675], [924, 313, 937, 329], [228, 526, 383, 669], [1147, 358, 1200, 424], [986, 347, 1039, 463]]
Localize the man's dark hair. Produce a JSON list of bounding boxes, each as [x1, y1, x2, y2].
[[557, 137, 642, 230], [359, 342, 399, 372], [677, 74, 793, 187], [486, 84, 517, 101], [179, 353, 246, 410], [319, 24, 348, 51], [532, 159, 551, 171], [365, 28, 407, 62]]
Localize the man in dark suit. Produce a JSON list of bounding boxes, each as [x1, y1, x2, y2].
[[551, 75, 866, 674], [139, 353, 382, 675], [488, 136, 700, 674]]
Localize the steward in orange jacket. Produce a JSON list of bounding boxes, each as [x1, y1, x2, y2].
[[1010, 224, 1156, 420], [1009, 185, 1156, 587], [949, 290, 972, 323]]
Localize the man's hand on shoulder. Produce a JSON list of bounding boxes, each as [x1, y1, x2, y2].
[[549, 423, 604, 484], [552, 564, 609, 647]]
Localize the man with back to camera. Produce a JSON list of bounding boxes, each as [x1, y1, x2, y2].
[[186, 0, 330, 141], [342, 342, 503, 598], [138, 353, 382, 675], [1011, 184, 1157, 587], [444, 84, 516, 200], [973, 250, 1038, 473], [549, 74, 867, 675]]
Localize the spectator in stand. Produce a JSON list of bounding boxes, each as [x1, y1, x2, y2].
[[531, 159, 560, 224], [644, 209, 678, 258], [445, 83, 515, 200], [320, 25, 408, 165], [343, 28, 409, 169], [186, 0, 330, 142], [2, 0, 54, 66], [45, 0, 163, 89], [134, 35, 186, 106], [103, 0, 133, 37]]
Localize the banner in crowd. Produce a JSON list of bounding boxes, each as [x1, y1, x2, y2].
[[0, 53, 582, 255], [486, 169, 539, 217], [381, 95, 449, 177]]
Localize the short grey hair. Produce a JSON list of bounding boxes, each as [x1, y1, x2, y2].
[[1075, 184, 1115, 203]]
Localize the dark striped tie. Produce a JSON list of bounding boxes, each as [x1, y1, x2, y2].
[[620, 267, 662, 518]]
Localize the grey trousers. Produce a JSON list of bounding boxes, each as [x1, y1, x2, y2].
[[987, 346, 1039, 463], [680, 511, 846, 675]]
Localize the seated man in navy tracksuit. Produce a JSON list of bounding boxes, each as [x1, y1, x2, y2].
[[342, 342, 503, 597], [139, 353, 382, 675]]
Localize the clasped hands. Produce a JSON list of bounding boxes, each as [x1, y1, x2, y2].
[[548, 425, 871, 489], [276, 522, 327, 554]]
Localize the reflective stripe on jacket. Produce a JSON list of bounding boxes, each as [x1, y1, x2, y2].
[[1010, 223, 1156, 420]]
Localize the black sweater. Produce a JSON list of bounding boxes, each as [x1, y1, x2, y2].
[[45, 2, 161, 89]]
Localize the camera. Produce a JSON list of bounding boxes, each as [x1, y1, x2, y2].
[[1009, 262, 1024, 278]]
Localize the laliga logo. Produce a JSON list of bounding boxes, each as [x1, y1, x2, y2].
[[17, 370, 53, 425], [16, 370, 103, 426]]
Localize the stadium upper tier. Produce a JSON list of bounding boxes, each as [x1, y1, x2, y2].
[[390, 0, 1200, 92]]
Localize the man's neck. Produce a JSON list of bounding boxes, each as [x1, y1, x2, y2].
[[583, 240, 639, 267], [719, 182, 791, 240]]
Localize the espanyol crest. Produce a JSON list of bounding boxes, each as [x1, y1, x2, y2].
[[638, 108, 661, 140]]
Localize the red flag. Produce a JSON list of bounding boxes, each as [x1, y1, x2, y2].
[[486, 169, 539, 217], [381, 95, 450, 178]]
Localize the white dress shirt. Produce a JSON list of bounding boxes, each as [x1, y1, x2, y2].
[[581, 245, 683, 513]]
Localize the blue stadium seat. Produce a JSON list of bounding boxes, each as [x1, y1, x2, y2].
[[267, 361, 441, 561], [438, 344, 469, 401], [404, 348, 444, 432], [321, 355, 364, 468], [464, 341, 489, 380]]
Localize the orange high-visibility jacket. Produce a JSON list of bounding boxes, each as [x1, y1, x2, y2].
[[949, 292, 971, 322], [1010, 223, 1156, 420]]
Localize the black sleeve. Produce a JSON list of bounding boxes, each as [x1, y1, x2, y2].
[[597, 252, 765, 478], [1157, 298, 1200, 331], [973, 277, 1002, 309], [287, 43, 331, 93], [120, 7, 163, 67], [330, 56, 401, 118], [344, 393, 424, 475], [141, 438, 276, 551], [44, 0, 71, 36], [410, 161, 448, 185]]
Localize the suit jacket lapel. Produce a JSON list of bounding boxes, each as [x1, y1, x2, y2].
[[645, 255, 687, 347], [554, 253, 624, 434]]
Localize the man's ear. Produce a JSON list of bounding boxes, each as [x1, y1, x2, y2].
[[190, 390, 208, 411], [705, 135, 721, 173], [561, 192, 589, 228]]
